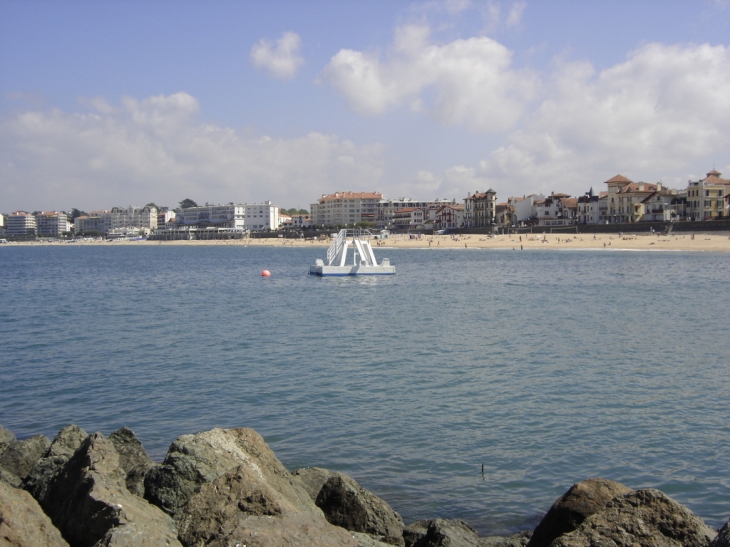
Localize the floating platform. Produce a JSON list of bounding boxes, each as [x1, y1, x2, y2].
[[309, 229, 395, 276]]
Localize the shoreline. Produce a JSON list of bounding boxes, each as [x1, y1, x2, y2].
[[5, 231, 730, 253]]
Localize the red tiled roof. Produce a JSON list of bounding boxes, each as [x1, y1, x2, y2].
[[605, 174, 633, 184], [319, 191, 383, 202]]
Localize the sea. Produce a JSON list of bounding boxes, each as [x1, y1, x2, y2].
[[1, 244, 729, 535]]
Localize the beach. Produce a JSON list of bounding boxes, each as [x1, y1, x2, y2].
[[8, 231, 730, 252]]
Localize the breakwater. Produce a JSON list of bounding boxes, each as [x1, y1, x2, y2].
[[1, 423, 728, 547]]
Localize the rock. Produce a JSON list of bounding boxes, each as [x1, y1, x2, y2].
[[171, 428, 400, 546], [109, 426, 154, 497], [710, 518, 730, 547], [482, 531, 532, 547], [25, 424, 88, 504], [0, 434, 51, 480], [292, 466, 339, 501], [551, 488, 717, 547], [353, 531, 400, 546], [0, 466, 22, 488], [0, 425, 16, 454], [527, 478, 633, 547], [0, 481, 69, 547], [177, 464, 367, 547], [42, 432, 181, 547], [145, 427, 317, 517], [404, 518, 483, 547], [316, 473, 405, 546]]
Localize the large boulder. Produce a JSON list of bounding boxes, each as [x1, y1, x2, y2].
[[527, 478, 633, 547], [482, 531, 532, 547], [0, 481, 69, 547], [177, 464, 371, 547], [109, 426, 154, 497], [551, 489, 716, 547], [41, 432, 182, 547], [316, 474, 405, 546], [145, 427, 317, 517], [291, 466, 339, 501], [403, 518, 483, 547], [0, 434, 51, 481], [25, 424, 88, 504], [710, 519, 730, 547]]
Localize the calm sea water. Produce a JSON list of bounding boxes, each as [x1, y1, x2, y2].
[[1, 244, 729, 534]]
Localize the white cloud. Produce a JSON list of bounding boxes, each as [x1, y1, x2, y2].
[[320, 24, 538, 132], [250, 31, 304, 80], [0, 92, 384, 211], [478, 42, 730, 197]]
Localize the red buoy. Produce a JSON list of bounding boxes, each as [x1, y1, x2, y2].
[[261, 270, 271, 277]]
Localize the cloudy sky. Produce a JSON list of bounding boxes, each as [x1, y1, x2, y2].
[[2, 0, 730, 212]]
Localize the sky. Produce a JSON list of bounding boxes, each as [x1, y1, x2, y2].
[[2, 0, 730, 213]]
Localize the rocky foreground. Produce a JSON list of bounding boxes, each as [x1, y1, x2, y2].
[[1, 424, 729, 547]]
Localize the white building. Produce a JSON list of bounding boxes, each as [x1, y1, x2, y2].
[[434, 204, 464, 229], [278, 212, 292, 227], [75, 206, 158, 234], [0, 213, 5, 235], [174, 202, 279, 231], [507, 194, 545, 223], [393, 207, 426, 230], [534, 194, 577, 227], [35, 211, 71, 236], [6, 211, 37, 237]]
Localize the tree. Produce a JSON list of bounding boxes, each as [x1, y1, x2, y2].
[[145, 202, 160, 210], [297, 208, 309, 214], [69, 208, 87, 220], [179, 199, 198, 209]]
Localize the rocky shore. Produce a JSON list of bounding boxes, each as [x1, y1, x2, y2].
[[1, 424, 728, 547]]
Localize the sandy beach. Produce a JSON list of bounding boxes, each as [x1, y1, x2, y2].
[[7, 231, 730, 252]]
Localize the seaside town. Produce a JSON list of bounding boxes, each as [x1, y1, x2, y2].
[[2, 169, 729, 241]]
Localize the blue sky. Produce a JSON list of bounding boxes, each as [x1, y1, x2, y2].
[[2, 0, 730, 212]]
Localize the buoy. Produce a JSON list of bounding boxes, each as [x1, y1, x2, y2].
[[261, 270, 271, 277]]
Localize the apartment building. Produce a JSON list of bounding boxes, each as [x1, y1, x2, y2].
[[75, 206, 158, 234], [174, 202, 278, 231], [464, 190, 497, 228], [6, 211, 37, 237], [686, 170, 729, 220], [310, 192, 383, 226], [35, 211, 71, 236]]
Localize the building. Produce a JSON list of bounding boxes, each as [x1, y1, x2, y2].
[[157, 209, 176, 227], [376, 198, 453, 228], [464, 190, 497, 228], [534, 194, 576, 227], [35, 211, 71, 236], [507, 194, 545, 224], [0, 213, 5, 236], [494, 203, 516, 227], [75, 206, 158, 234], [686, 170, 729, 220], [173, 202, 279, 231], [278, 212, 292, 227], [310, 192, 383, 226], [392, 207, 427, 230], [291, 214, 312, 227], [576, 188, 604, 225], [434, 204, 464, 230], [6, 211, 37, 237]]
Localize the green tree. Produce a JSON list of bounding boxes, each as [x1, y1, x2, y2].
[[179, 198, 198, 209], [69, 208, 87, 220]]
